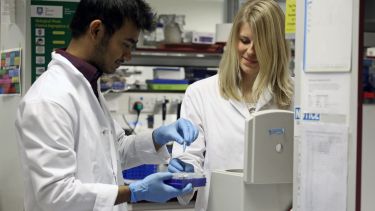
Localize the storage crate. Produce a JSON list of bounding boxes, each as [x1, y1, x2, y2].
[[122, 164, 158, 180]]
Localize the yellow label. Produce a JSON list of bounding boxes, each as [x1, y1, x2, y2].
[[52, 40, 65, 45], [12, 76, 19, 83], [14, 57, 20, 65], [285, 0, 296, 34], [52, 31, 66, 35]]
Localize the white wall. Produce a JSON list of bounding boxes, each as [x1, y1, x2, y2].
[[0, 0, 30, 210], [104, 92, 185, 133]]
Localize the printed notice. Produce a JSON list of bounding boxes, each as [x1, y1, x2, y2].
[[302, 74, 350, 114], [298, 123, 348, 211], [303, 0, 352, 72]]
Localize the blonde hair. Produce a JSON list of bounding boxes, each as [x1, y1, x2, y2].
[[218, 0, 293, 108]]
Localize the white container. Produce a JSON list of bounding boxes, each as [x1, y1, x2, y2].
[[192, 31, 215, 44], [215, 23, 233, 43], [153, 67, 185, 80], [164, 23, 182, 43], [366, 47, 375, 58]]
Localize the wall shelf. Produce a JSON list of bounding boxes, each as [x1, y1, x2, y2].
[[124, 50, 222, 67]]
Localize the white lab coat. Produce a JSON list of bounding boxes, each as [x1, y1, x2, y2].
[[172, 75, 292, 211], [15, 52, 170, 211]]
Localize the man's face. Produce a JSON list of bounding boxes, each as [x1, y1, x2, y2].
[[92, 21, 139, 74]]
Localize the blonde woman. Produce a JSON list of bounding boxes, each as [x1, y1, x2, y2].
[[168, 0, 294, 210]]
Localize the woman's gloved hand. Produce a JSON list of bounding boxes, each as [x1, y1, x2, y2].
[[153, 118, 198, 146], [168, 158, 197, 206], [129, 172, 192, 203], [168, 158, 194, 173]]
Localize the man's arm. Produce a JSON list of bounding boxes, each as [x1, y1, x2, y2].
[[115, 186, 131, 205]]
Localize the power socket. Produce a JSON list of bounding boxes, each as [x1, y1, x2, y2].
[[129, 96, 156, 113]]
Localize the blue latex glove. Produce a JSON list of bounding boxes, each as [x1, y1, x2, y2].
[[129, 172, 193, 203], [168, 158, 194, 173], [153, 118, 198, 146]]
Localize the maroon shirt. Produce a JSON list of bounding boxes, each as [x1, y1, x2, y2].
[[55, 49, 102, 99]]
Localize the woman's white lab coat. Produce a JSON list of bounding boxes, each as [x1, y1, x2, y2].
[[172, 75, 292, 211], [15, 52, 170, 211]]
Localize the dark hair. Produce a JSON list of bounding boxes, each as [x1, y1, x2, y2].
[[70, 0, 155, 38]]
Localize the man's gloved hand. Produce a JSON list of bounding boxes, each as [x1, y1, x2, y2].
[[129, 172, 192, 203], [153, 118, 198, 146], [168, 158, 194, 173]]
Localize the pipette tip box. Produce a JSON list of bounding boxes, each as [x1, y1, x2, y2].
[[165, 173, 206, 189]]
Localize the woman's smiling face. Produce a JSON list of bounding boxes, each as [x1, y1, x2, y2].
[[237, 23, 259, 78]]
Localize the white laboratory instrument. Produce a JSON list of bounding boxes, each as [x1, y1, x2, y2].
[[207, 110, 293, 211]]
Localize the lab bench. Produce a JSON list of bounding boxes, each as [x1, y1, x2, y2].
[[127, 201, 194, 211]]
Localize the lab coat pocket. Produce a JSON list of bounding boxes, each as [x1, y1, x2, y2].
[[88, 128, 115, 183], [100, 128, 118, 182]]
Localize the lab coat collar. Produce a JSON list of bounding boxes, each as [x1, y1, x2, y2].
[[51, 52, 110, 127], [228, 88, 273, 118], [229, 98, 251, 119], [55, 49, 102, 99], [256, 89, 272, 111]]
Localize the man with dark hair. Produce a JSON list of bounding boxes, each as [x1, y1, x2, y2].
[[69, 0, 155, 38], [15, 0, 197, 210]]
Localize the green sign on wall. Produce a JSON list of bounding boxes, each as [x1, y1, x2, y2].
[[30, 1, 78, 83]]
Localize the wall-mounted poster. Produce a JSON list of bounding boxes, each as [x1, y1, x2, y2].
[[0, 48, 22, 95], [31, 0, 78, 83]]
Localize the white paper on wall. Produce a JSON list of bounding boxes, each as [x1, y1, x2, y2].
[[303, 0, 353, 72], [301, 73, 350, 117], [0, 0, 15, 24], [297, 123, 348, 211]]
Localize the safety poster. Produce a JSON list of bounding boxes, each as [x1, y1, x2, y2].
[[30, 0, 78, 83]]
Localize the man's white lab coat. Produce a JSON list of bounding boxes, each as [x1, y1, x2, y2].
[[15, 52, 170, 211], [172, 75, 292, 211]]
